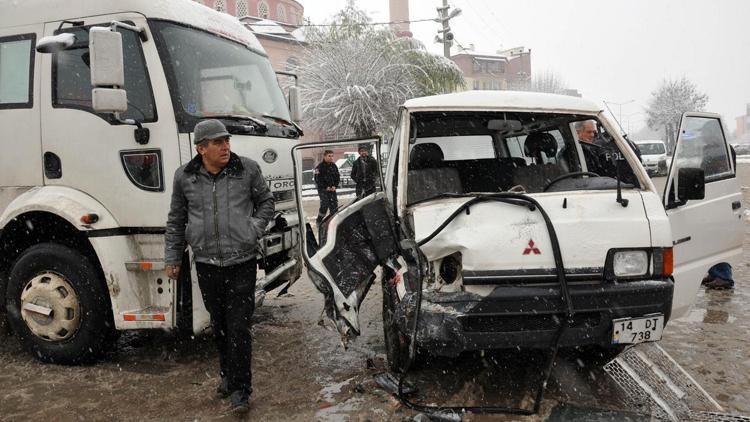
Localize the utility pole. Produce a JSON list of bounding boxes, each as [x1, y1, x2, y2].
[[435, 0, 461, 58]]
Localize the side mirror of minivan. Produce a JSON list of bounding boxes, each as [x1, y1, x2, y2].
[[289, 85, 301, 122], [89, 27, 128, 113], [677, 167, 705, 202]]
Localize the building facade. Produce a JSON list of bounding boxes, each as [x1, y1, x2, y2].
[[194, 0, 305, 73], [450, 47, 531, 91], [194, 0, 304, 25]]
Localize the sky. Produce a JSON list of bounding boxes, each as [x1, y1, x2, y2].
[[296, 0, 750, 135]]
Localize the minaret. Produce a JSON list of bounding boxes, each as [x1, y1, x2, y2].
[[389, 0, 412, 37]]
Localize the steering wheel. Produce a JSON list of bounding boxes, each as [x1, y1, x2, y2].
[[543, 171, 600, 192]]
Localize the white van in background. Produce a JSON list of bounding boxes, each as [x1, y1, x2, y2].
[[636, 139, 669, 176], [0, 0, 302, 363]]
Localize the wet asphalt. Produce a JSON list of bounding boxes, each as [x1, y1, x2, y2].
[[1, 169, 749, 421]]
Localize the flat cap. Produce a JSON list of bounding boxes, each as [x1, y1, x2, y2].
[[194, 119, 230, 144]]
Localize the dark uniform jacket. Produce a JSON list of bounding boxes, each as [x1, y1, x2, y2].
[[165, 153, 275, 267], [350, 156, 378, 190], [314, 161, 340, 190]]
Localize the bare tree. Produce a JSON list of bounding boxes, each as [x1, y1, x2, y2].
[[646, 77, 709, 152], [513, 70, 568, 94]]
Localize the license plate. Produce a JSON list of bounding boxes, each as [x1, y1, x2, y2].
[[612, 314, 664, 345]]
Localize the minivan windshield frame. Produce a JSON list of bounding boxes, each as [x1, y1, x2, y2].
[[149, 19, 291, 134], [401, 110, 642, 205]]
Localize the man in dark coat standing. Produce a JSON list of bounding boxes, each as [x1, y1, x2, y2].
[[314, 150, 340, 225], [350, 145, 379, 199], [165, 119, 274, 415]]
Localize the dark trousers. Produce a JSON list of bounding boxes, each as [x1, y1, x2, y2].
[[355, 184, 376, 199], [196, 260, 257, 396], [317, 190, 338, 224]]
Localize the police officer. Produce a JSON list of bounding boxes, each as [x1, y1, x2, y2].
[[314, 150, 340, 226]]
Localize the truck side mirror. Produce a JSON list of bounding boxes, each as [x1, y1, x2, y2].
[[36, 33, 76, 53], [89, 27, 128, 113], [677, 167, 705, 201], [288, 86, 301, 122]]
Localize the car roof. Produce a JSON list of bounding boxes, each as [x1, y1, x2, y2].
[[634, 140, 666, 144], [403, 90, 602, 114]]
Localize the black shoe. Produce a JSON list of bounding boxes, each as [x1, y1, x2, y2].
[[229, 391, 249, 415], [215, 377, 230, 399]]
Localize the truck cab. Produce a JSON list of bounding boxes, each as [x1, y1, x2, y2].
[[292, 91, 742, 370], [0, 0, 302, 363]]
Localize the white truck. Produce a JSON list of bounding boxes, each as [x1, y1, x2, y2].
[[292, 91, 743, 371], [0, 0, 302, 363]]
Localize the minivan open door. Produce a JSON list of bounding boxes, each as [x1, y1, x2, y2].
[[292, 138, 403, 344], [664, 112, 743, 318]]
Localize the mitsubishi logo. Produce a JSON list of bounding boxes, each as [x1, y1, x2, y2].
[[523, 239, 541, 255]]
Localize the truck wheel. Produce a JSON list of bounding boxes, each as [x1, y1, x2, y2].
[[5, 243, 112, 364]]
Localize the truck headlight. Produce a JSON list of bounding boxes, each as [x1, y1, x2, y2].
[[613, 250, 648, 277]]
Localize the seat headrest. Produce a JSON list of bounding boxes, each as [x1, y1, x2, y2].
[[410, 143, 444, 169], [524, 132, 558, 159]]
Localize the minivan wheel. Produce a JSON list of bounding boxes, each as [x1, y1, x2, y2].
[[382, 280, 425, 373], [6, 243, 112, 364]]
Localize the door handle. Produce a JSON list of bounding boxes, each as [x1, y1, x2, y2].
[[732, 201, 742, 210]]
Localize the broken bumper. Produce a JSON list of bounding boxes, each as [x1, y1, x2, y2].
[[410, 279, 674, 357]]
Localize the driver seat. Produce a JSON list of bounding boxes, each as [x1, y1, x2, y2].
[[512, 132, 564, 192]]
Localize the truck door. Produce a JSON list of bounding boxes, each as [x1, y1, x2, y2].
[[664, 112, 743, 318], [292, 138, 403, 342], [0, 27, 42, 190], [40, 15, 178, 228]]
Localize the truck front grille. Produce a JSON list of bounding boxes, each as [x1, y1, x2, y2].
[[460, 312, 601, 333]]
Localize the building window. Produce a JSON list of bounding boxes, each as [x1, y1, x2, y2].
[[258, 1, 269, 19], [215, 0, 226, 12], [277, 4, 286, 22], [236, 0, 248, 17], [472, 80, 480, 90]]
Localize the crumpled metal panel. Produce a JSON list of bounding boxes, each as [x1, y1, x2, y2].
[[604, 343, 749, 421]]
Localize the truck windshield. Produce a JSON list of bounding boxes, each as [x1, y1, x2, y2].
[[150, 20, 290, 133]]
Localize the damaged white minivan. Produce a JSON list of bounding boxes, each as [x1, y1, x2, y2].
[[292, 91, 742, 372]]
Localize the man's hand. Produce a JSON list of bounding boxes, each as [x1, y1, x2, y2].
[[166, 264, 181, 280]]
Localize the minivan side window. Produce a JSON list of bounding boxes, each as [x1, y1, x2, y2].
[[52, 25, 156, 122], [0, 34, 35, 108]]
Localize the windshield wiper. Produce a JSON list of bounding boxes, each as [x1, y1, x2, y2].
[[262, 114, 304, 137], [204, 114, 268, 134]]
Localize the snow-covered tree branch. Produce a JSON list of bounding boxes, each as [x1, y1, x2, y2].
[[297, 3, 464, 138]]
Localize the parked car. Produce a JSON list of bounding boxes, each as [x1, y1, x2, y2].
[[635, 139, 669, 176], [293, 91, 742, 371]]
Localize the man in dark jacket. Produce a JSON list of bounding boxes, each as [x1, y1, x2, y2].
[[350, 145, 379, 198], [165, 119, 274, 415], [314, 150, 339, 225]]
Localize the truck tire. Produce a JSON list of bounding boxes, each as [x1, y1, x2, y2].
[[5, 243, 113, 364]]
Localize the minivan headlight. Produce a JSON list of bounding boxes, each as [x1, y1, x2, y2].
[[612, 250, 649, 277]]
